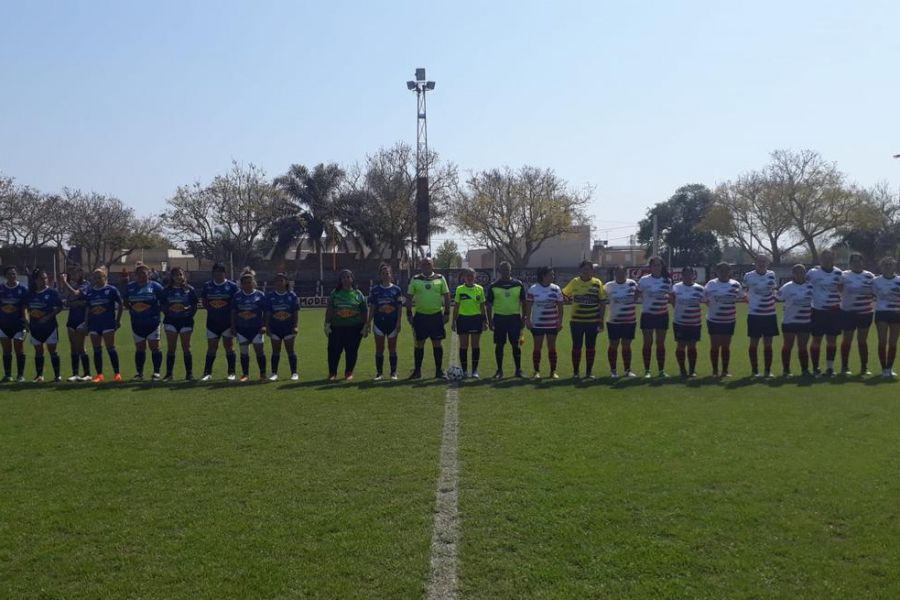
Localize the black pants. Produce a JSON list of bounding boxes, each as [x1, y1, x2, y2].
[[328, 324, 364, 376], [570, 322, 600, 349]]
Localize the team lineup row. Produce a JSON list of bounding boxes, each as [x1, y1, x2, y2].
[[1, 250, 899, 383]]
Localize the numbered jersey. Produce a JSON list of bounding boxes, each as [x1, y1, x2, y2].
[[873, 275, 900, 313], [672, 282, 705, 326], [743, 270, 777, 316], [840, 270, 875, 313], [778, 281, 814, 324], [527, 283, 563, 329], [806, 266, 842, 310], [704, 279, 743, 323], [604, 279, 637, 324], [637, 275, 671, 316]]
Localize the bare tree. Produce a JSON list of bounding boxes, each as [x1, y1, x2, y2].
[[1, 186, 67, 268], [449, 166, 590, 268]]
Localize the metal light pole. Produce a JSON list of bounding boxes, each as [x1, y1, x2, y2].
[[407, 68, 435, 255]]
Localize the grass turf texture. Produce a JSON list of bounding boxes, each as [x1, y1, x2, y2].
[[2, 306, 898, 598]]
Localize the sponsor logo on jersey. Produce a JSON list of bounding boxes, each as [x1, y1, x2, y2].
[[238, 310, 256, 320]]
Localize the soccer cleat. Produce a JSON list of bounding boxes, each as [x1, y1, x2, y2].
[[373, 373, 383, 381], [721, 372, 732, 378], [389, 372, 398, 381], [533, 372, 542, 380], [67, 375, 81, 382], [269, 373, 280, 382], [679, 370, 689, 378], [409, 370, 422, 380], [328, 375, 337, 382], [162, 375, 173, 383], [152, 373, 161, 381], [81, 375, 93, 382], [689, 372, 698, 378], [132, 374, 144, 381], [113, 374, 123, 383], [33, 376, 44, 383], [185, 375, 195, 382], [625, 370, 638, 378], [239, 375, 249, 383], [260, 375, 268, 382], [783, 371, 792, 378], [712, 371, 719, 378], [841, 369, 853, 376], [825, 368, 835, 377], [200, 374, 212, 382], [471, 371, 480, 379], [765, 371, 774, 379], [610, 370, 619, 379], [435, 371, 446, 380], [860, 369, 872, 376], [549, 371, 559, 380], [514, 369, 525, 378], [572, 372, 580, 380], [226, 373, 237, 381], [0, 376, 10, 383], [16, 376, 25, 383], [493, 370, 503, 380], [291, 373, 300, 381], [92, 374, 105, 384], [345, 373, 354, 381], [53, 376, 62, 382], [658, 371, 669, 378], [752, 371, 761, 378], [801, 370, 812, 377], [585, 374, 596, 380], [644, 371, 652, 379]]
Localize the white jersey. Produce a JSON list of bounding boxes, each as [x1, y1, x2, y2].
[[637, 274, 671, 316], [742, 269, 777, 316], [526, 283, 563, 329], [777, 281, 814, 324], [840, 269, 875, 313], [873, 275, 900, 313], [704, 279, 743, 323], [604, 279, 638, 324], [806, 266, 842, 311], [672, 282, 705, 326]]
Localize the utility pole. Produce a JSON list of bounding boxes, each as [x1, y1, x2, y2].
[[406, 68, 436, 255]]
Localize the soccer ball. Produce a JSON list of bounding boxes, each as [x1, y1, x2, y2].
[[447, 366, 465, 381]]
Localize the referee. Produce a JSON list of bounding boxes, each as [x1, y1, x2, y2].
[[406, 257, 451, 379], [486, 261, 526, 379]]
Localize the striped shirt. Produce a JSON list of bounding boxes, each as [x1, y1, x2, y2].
[[873, 275, 900, 313], [778, 281, 814, 324], [672, 282, 705, 326], [806, 266, 842, 310], [604, 279, 638, 324], [742, 269, 777, 316], [637, 274, 671, 316], [705, 279, 743, 323], [840, 270, 875, 313]]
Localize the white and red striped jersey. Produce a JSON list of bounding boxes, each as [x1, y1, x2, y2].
[[873, 275, 900, 313], [840, 269, 875, 313], [806, 266, 842, 310], [742, 269, 777, 316], [704, 279, 743, 323], [672, 282, 705, 326], [604, 279, 638, 324], [637, 274, 671, 316], [777, 281, 814, 324], [526, 283, 563, 329]]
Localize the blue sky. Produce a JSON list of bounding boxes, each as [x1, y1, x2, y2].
[[1, 0, 898, 247]]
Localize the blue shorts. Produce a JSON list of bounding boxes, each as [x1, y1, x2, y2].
[[673, 323, 701, 343], [707, 320, 736, 336], [640, 313, 669, 331], [132, 321, 161, 339], [29, 324, 59, 344], [268, 326, 295, 341], [88, 320, 117, 336], [606, 322, 636, 341], [206, 319, 233, 338], [373, 317, 400, 337]]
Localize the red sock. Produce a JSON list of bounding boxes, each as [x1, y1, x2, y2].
[[572, 348, 581, 373], [656, 347, 666, 371], [687, 346, 697, 373], [608, 346, 617, 371], [642, 345, 652, 370], [623, 347, 632, 371], [549, 351, 558, 372], [675, 347, 686, 373], [532, 351, 541, 372]]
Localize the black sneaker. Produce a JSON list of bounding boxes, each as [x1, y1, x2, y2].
[[408, 370, 422, 380], [493, 370, 503, 380], [514, 369, 525, 378], [435, 370, 446, 380]]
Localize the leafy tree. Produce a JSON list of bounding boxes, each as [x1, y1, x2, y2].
[[838, 183, 900, 266], [449, 166, 589, 268], [637, 184, 721, 266], [433, 240, 462, 269], [0, 186, 66, 268]]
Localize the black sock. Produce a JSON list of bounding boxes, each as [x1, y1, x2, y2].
[[93, 348, 103, 374], [495, 343, 505, 370], [50, 352, 60, 378], [389, 353, 397, 374], [135, 350, 146, 376], [152, 350, 163, 374], [288, 352, 298, 374], [375, 353, 384, 375], [512, 346, 522, 370], [472, 348, 481, 372], [459, 349, 468, 371], [204, 352, 216, 376], [271, 352, 281, 374], [108, 347, 120, 374], [3, 353, 11, 377], [434, 346, 444, 373], [16, 353, 26, 377], [80, 352, 90, 375], [256, 353, 266, 375], [70, 352, 80, 376], [183, 352, 193, 378], [35, 354, 45, 377], [166, 353, 176, 377], [226, 351, 237, 375], [414, 347, 424, 372]]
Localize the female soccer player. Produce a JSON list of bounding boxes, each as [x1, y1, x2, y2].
[[637, 257, 671, 378], [82, 268, 124, 383], [777, 264, 814, 377], [806, 249, 843, 376], [60, 268, 92, 381], [266, 272, 300, 381], [367, 264, 403, 380], [743, 255, 779, 377], [524, 266, 564, 379], [873, 256, 900, 377], [562, 260, 606, 379], [324, 269, 368, 381], [200, 263, 239, 382], [231, 269, 268, 382], [0, 267, 29, 383], [671, 266, 704, 378], [124, 263, 164, 381], [486, 261, 526, 379], [26, 269, 64, 382], [604, 265, 638, 378], [839, 253, 875, 376], [704, 262, 743, 378], [452, 268, 487, 378], [160, 267, 199, 381]]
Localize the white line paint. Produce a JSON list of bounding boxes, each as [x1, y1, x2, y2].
[[426, 333, 460, 600]]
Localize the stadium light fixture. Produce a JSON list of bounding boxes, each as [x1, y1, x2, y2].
[[407, 81, 416, 90], [425, 81, 436, 90], [407, 68, 435, 251], [894, 153, 900, 158]]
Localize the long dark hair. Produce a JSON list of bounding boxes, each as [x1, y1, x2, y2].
[[166, 266, 190, 289], [648, 256, 670, 281]]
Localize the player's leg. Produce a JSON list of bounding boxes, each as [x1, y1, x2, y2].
[[762, 336, 774, 377], [180, 329, 193, 379], [89, 331, 104, 380], [148, 336, 162, 379], [532, 333, 545, 377], [876, 320, 889, 373], [655, 328, 667, 375], [583, 324, 598, 378], [721, 333, 733, 376], [810, 334, 823, 375], [856, 324, 871, 375], [252, 339, 266, 380], [134, 338, 148, 379], [840, 326, 854, 374], [431, 325, 445, 378], [102, 330, 121, 379], [327, 328, 341, 381], [709, 334, 721, 377], [748, 335, 760, 375], [164, 328, 179, 381], [781, 332, 795, 376], [284, 335, 299, 379], [343, 325, 363, 380], [204, 334, 220, 380], [676, 341, 687, 376], [547, 333, 559, 377], [470, 330, 482, 377], [373, 332, 385, 378], [13, 337, 25, 381], [641, 327, 653, 375], [1, 335, 12, 380], [47, 339, 61, 381], [223, 334, 237, 379], [887, 323, 900, 376], [271, 336, 284, 378], [458, 332, 470, 374], [570, 322, 584, 377], [687, 341, 698, 376], [607, 336, 620, 377], [33, 340, 46, 381], [411, 315, 426, 378], [386, 332, 398, 378]]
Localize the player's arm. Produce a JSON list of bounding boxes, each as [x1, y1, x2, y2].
[[114, 292, 124, 329], [395, 294, 404, 332], [555, 298, 564, 331], [524, 291, 533, 328], [451, 289, 460, 331], [480, 293, 488, 330], [406, 282, 415, 325], [323, 301, 334, 336], [442, 282, 451, 324], [359, 293, 370, 336], [58, 274, 78, 296], [597, 286, 607, 328]]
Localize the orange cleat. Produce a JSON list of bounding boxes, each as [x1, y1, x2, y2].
[[92, 374, 105, 384], [113, 373, 123, 383]]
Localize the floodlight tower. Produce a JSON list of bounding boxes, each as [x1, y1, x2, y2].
[[407, 68, 435, 251]]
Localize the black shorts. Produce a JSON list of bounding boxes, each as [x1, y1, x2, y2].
[[875, 311, 900, 324], [492, 314, 523, 344], [782, 322, 812, 334], [206, 319, 233, 338], [456, 314, 484, 334], [413, 312, 446, 341], [640, 313, 669, 331], [0, 322, 26, 339], [607, 322, 636, 341], [747, 314, 780, 338], [570, 322, 600, 348], [530, 327, 560, 337], [811, 309, 843, 337], [707, 320, 736, 336], [841, 310, 873, 331], [673, 323, 701, 343]]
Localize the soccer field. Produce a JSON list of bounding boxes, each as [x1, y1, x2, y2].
[[2, 306, 899, 599]]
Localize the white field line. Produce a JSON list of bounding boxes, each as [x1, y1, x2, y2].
[[425, 332, 460, 600]]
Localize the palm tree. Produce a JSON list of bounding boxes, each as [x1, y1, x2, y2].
[[272, 163, 345, 281]]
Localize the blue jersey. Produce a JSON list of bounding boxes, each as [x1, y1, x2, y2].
[[125, 281, 163, 327], [266, 290, 299, 333], [368, 284, 404, 332], [202, 279, 239, 326], [66, 282, 91, 326], [160, 285, 199, 323], [27, 287, 63, 334], [83, 284, 123, 328], [0, 283, 28, 327], [233, 290, 268, 332]]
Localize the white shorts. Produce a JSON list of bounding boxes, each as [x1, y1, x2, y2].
[[373, 324, 399, 338], [132, 327, 161, 343], [89, 329, 116, 336], [0, 329, 26, 341], [165, 324, 193, 334], [269, 332, 295, 342], [69, 322, 88, 332], [236, 332, 264, 345], [31, 329, 59, 346]]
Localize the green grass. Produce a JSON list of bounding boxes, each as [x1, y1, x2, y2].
[[2, 306, 899, 598]]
